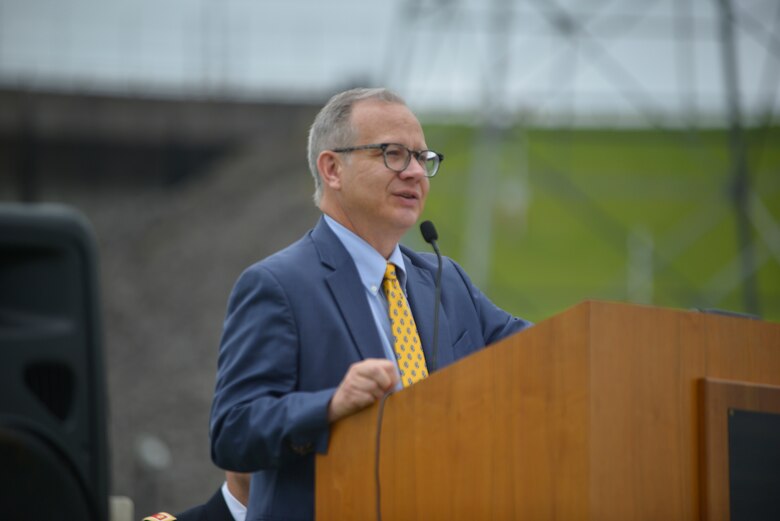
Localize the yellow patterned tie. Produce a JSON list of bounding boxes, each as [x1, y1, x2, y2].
[[383, 262, 428, 387]]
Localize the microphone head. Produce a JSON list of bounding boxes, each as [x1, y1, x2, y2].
[[420, 220, 438, 244]]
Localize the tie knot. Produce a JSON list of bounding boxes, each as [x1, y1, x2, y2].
[[384, 263, 397, 281]]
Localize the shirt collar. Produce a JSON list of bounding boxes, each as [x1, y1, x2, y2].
[[221, 481, 247, 521], [323, 214, 407, 293]]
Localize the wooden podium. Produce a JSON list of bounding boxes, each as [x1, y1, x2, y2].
[[315, 301, 780, 520]]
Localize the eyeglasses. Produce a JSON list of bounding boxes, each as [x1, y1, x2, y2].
[[332, 143, 444, 178]]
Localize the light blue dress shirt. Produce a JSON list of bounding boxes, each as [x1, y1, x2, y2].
[[323, 215, 407, 384]]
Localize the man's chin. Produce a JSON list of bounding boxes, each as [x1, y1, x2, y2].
[[391, 210, 421, 231]]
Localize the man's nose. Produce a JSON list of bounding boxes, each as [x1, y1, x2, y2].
[[399, 154, 427, 179]]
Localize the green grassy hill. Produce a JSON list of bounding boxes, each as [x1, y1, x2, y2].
[[416, 124, 780, 324]]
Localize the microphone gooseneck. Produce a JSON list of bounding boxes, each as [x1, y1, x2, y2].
[[420, 220, 442, 373]]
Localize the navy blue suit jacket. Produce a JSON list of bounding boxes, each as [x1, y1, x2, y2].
[[210, 217, 531, 521]]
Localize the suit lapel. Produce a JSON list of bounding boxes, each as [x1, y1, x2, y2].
[[325, 270, 386, 360], [203, 488, 232, 521], [404, 256, 454, 371], [312, 218, 386, 361]]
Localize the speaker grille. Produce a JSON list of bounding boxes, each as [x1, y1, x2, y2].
[[25, 362, 75, 422]]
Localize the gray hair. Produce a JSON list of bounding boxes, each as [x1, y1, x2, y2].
[[307, 87, 407, 205]]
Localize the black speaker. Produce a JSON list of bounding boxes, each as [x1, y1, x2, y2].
[[0, 203, 109, 520]]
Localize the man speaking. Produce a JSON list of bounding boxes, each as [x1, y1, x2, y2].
[[209, 87, 531, 520]]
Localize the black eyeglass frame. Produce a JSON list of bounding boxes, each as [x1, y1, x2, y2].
[[331, 143, 444, 178]]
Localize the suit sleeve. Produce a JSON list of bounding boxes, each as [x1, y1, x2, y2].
[[209, 265, 334, 472]]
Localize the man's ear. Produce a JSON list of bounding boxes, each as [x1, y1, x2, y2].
[[317, 150, 342, 190]]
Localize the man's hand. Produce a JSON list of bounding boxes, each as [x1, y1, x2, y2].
[[327, 359, 399, 422]]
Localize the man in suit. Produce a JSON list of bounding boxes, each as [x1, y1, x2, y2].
[[209, 87, 531, 521], [143, 471, 249, 521]]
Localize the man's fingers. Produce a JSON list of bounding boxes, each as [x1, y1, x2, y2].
[[353, 359, 398, 392], [328, 359, 398, 422], [379, 361, 400, 389]]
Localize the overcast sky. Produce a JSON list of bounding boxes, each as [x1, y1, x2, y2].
[[1, 0, 778, 124]]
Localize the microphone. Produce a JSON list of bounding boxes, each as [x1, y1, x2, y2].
[[420, 220, 442, 373]]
